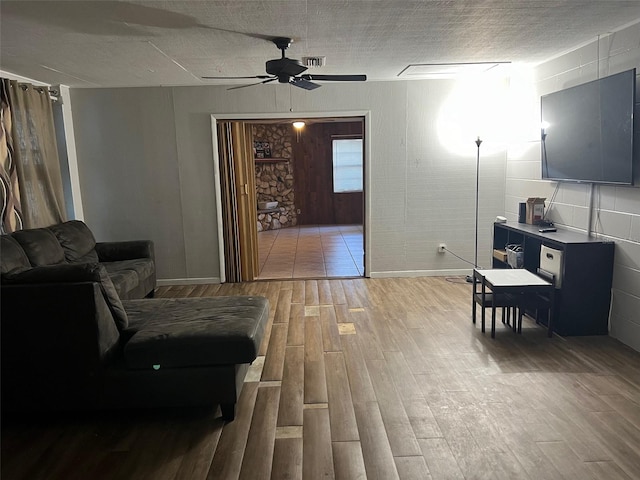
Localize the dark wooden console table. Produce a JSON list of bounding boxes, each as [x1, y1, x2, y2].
[[492, 222, 614, 336]]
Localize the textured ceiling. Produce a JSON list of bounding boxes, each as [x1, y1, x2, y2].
[[1, 1, 640, 88]]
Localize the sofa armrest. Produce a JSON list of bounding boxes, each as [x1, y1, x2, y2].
[[2, 262, 129, 330], [95, 240, 155, 262], [1, 282, 122, 411], [1, 283, 121, 374], [3, 262, 100, 284]]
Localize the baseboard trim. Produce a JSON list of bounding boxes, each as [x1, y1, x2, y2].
[[157, 277, 222, 286], [368, 269, 470, 278], [158, 271, 469, 284]]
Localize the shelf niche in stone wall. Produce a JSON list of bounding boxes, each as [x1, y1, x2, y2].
[[257, 207, 281, 214], [254, 158, 289, 163]]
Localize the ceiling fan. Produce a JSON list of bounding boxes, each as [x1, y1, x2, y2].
[[203, 37, 366, 90]]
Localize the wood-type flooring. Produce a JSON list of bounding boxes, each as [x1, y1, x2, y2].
[[2, 277, 640, 480]]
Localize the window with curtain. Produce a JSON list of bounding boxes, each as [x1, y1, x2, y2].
[[332, 138, 363, 193], [0, 79, 66, 232]]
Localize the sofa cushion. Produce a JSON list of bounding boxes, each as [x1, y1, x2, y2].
[[95, 240, 154, 262], [122, 296, 269, 370], [0, 235, 31, 274], [11, 228, 66, 266], [3, 262, 128, 331], [48, 220, 99, 264], [102, 259, 155, 298], [104, 268, 139, 299]]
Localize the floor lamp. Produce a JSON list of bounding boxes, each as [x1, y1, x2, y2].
[[467, 136, 482, 282]]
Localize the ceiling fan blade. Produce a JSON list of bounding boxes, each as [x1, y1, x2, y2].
[[203, 75, 273, 80], [300, 74, 367, 82], [227, 78, 277, 90], [290, 77, 321, 90]]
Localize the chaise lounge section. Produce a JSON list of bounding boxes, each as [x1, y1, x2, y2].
[[1, 221, 269, 421]]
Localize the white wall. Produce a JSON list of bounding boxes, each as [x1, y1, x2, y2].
[[505, 22, 640, 350], [71, 88, 189, 281], [70, 78, 508, 283]]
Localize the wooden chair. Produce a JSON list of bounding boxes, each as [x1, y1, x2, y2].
[[472, 270, 521, 337], [518, 268, 556, 337]]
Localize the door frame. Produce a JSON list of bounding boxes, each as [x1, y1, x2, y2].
[[211, 110, 371, 281]]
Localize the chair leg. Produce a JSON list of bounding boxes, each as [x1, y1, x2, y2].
[[481, 280, 486, 333], [472, 294, 476, 324], [491, 307, 496, 338], [535, 308, 543, 325], [517, 308, 523, 334]]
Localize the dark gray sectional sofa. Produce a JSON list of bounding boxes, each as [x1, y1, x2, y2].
[[2, 219, 156, 299], [1, 220, 268, 421]]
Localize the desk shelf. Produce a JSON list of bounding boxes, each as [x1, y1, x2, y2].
[[492, 222, 614, 336]]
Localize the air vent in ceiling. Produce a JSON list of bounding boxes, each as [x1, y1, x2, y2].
[[302, 56, 326, 68]]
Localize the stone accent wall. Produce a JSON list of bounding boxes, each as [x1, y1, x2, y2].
[[253, 124, 297, 231]]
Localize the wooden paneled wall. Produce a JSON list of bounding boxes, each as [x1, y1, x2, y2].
[[293, 121, 363, 225]]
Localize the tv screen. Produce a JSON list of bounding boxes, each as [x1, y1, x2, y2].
[[540, 69, 636, 185]]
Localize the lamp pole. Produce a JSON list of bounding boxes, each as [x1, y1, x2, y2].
[[474, 136, 482, 270]]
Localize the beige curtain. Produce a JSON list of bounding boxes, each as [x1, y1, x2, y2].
[[217, 121, 259, 282], [1, 79, 66, 231]]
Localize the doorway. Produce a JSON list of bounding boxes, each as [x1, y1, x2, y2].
[[255, 118, 364, 279], [212, 112, 370, 282]]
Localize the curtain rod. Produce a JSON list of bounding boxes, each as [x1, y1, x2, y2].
[[15, 83, 60, 102], [33, 86, 59, 97], [3, 77, 58, 97], [17, 84, 56, 93]]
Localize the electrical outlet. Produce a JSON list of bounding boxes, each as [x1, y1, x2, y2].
[[438, 243, 446, 253]]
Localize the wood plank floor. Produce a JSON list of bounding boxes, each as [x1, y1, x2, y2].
[[3, 277, 640, 480]]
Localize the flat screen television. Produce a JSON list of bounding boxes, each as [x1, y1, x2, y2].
[[540, 68, 636, 185]]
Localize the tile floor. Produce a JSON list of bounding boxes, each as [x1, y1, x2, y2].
[[257, 224, 363, 279]]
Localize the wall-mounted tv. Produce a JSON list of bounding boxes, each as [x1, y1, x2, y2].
[[540, 68, 636, 185]]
